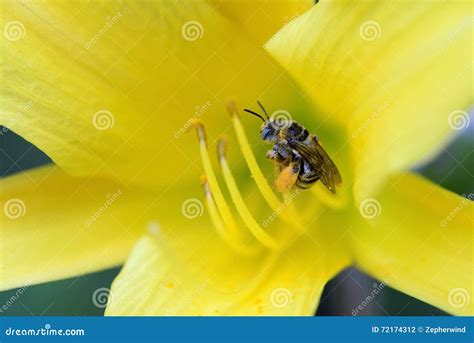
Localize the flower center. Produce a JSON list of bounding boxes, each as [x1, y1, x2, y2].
[[194, 100, 306, 255]]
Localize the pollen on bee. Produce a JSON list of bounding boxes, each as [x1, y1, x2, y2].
[[275, 165, 298, 193]]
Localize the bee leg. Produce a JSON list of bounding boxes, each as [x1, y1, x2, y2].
[[275, 161, 301, 193], [266, 150, 277, 160]]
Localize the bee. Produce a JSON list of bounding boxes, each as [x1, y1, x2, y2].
[[244, 101, 342, 194]]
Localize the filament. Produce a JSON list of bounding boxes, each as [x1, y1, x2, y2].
[[217, 137, 280, 250]]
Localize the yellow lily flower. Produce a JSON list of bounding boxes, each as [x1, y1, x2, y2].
[[1, 0, 472, 317]]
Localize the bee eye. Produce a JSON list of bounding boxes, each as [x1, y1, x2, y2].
[[261, 126, 274, 141]]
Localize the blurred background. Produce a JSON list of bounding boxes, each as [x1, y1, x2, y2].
[[1, 123, 471, 316]]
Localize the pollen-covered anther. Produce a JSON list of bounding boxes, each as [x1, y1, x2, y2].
[[195, 124, 263, 254], [195, 124, 237, 234], [194, 121, 207, 145], [217, 136, 228, 161], [226, 98, 239, 118], [199, 174, 208, 187]]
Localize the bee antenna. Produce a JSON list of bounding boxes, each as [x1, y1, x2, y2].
[[244, 109, 266, 123], [257, 100, 269, 119]]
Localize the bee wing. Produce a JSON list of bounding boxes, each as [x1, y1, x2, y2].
[[292, 138, 342, 194]]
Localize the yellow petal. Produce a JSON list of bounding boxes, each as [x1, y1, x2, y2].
[[352, 173, 473, 315], [0, 0, 312, 188], [105, 204, 350, 315], [266, 1, 473, 201], [0, 166, 165, 290], [209, 0, 313, 45]]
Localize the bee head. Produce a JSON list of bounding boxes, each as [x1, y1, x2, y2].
[[244, 101, 281, 143], [260, 121, 280, 142], [244, 101, 279, 142]]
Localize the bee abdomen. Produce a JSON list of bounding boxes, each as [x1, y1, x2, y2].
[[296, 172, 319, 189], [300, 128, 309, 141], [296, 178, 317, 189]]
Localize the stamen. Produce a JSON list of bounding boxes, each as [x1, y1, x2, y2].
[[217, 137, 280, 250], [227, 101, 283, 212], [200, 176, 260, 255], [227, 100, 303, 227], [195, 123, 239, 237]]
